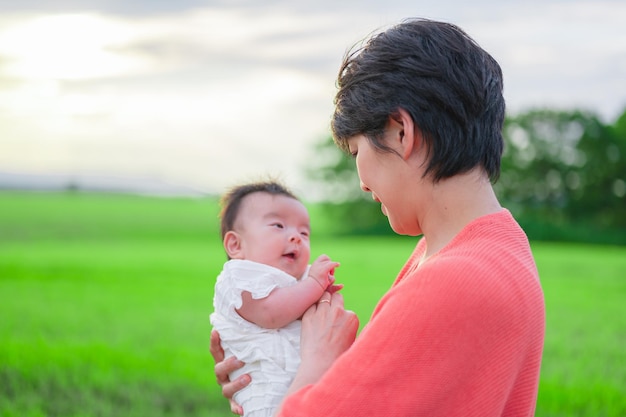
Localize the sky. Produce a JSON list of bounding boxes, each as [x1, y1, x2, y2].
[[0, 0, 625, 197]]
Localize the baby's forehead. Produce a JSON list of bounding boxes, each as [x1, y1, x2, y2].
[[240, 191, 294, 209], [238, 192, 309, 221]]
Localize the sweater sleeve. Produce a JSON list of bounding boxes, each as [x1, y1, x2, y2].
[[278, 249, 544, 416]]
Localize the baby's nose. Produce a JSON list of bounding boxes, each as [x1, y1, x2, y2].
[[290, 233, 301, 242]]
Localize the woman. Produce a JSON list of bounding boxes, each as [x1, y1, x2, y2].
[[211, 18, 545, 416]]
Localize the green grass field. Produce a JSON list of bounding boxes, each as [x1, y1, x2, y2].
[[0, 191, 624, 417]]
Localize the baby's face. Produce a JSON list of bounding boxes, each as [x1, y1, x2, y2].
[[232, 192, 311, 279]]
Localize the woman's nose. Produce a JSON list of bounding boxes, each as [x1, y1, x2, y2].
[[360, 181, 371, 193]]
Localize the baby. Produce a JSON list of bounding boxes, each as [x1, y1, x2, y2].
[[210, 180, 340, 416]]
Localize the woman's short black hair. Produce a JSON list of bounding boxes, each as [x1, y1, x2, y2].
[[331, 18, 505, 182]]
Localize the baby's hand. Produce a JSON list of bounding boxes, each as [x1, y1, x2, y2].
[[309, 254, 340, 291]]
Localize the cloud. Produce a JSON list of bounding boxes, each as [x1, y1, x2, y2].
[[0, 1, 624, 195], [453, 1, 626, 118], [0, 0, 208, 16], [0, 8, 343, 193]]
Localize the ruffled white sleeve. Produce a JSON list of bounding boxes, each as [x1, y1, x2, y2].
[[212, 260, 302, 329]]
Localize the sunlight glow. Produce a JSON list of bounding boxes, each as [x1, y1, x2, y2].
[[0, 13, 148, 80]]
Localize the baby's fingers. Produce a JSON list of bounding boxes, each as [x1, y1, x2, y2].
[[328, 283, 344, 294]]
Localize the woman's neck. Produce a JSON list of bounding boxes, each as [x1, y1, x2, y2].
[[421, 168, 502, 260]]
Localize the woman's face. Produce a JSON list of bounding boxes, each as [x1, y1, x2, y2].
[[347, 134, 424, 236]]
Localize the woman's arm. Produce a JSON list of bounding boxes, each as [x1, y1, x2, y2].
[[237, 255, 339, 329], [281, 291, 359, 397], [274, 259, 544, 417]]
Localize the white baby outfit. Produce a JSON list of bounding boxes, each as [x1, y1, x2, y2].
[[210, 259, 307, 417]]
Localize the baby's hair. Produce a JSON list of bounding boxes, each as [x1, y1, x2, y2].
[[219, 180, 298, 240]]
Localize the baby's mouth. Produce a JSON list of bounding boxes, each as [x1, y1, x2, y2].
[[283, 251, 297, 260]]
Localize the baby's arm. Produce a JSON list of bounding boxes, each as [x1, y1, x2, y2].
[[236, 255, 339, 329]]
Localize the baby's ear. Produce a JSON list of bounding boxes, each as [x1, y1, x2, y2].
[[223, 231, 243, 259]]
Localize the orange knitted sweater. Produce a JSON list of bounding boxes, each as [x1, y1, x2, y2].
[[278, 209, 545, 416]]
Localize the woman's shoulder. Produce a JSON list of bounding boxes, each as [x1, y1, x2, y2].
[[386, 209, 541, 312]]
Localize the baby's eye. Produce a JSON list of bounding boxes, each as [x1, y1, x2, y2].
[[300, 231, 310, 238], [271, 223, 284, 229]]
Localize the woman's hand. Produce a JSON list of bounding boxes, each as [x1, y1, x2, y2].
[[285, 291, 359, 396], [209, 330, 251, 415]]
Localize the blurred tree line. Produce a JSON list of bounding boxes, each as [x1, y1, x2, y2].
[[306, 107, 626, 245]]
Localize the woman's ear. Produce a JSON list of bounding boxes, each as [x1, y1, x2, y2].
[[223, 231, 243, 259], [389, 108, 419, 161]]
